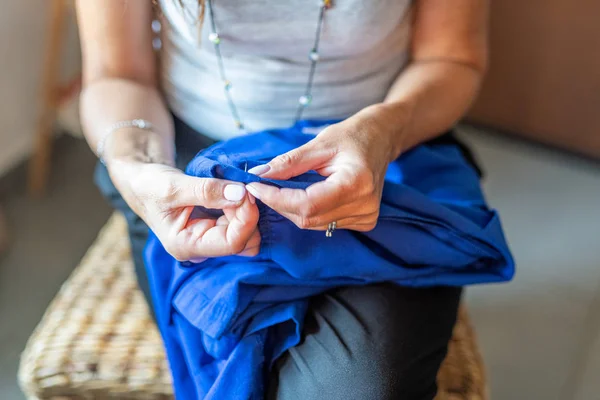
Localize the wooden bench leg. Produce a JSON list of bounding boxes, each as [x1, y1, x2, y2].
[[28, 0, 69, 196]]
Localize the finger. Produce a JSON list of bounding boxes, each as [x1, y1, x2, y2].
[[248, 141, 336, 180], [216, 214, 230, 226], [166, 205, 195, 233], [163, 217, 217, 261], [187, 256, 208, 264], [238, 229, 262, 257], [238, 245, 261, 257], [240, 227, 261, 250], [246, 170, 356, 220], [223, 197, 260, 252], [175, 198, 259, 259], [187, 223, 261, 260], [311, 215, 379, 232], [276, 206, 378, 231], [270, 201, 376, 230], [222, 198, 259, 228], [170, 174, 247, 209], [284, 198, 378, 230]]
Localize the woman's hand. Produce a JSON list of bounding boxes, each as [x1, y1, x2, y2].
[[78, 0, 261, 262], [108, 159, 260, 262], [245, 106, 401, 232]]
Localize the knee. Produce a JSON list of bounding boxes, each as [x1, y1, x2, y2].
[[270, 285, 460, 400], [330, 339, 440, 400], [272, 337, 441, 400]]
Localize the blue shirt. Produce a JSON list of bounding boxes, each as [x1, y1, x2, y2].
[[144, 120, 514, 400]]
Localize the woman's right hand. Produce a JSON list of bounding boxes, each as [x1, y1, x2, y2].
[[107, 159, 260, 262]]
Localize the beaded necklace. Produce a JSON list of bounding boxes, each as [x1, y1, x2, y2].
[[205, 0, 333, 132]]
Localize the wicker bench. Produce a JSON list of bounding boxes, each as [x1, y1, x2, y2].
[[19, 214, 488, 399]]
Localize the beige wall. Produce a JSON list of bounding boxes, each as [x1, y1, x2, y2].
[[0, 0, 80, 175], [468, 0, 600, 158]]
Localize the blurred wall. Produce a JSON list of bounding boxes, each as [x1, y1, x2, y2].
[[468, 0, 600, 158], [0, 0, 80, 176]]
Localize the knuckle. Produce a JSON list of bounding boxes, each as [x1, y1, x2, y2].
[[230, 240, 247, 255], [362, 214, 379, 232], [366, 198, 380, 212], [298, 202, 317, 219], [359, 173, 376, 195], [355, 222, 376, 232], [163, 232, 190, 261], [165, 244, 186, 261], [274, 151, 298, 168], [198, 179, 220, 203], [297, 216, 315, 230], [339, 170, 364, 197], [337, 180, 354, 195], [364, 220, 378, 231], [344, 168, 361, 185], [228, 235, 248, 254], [247, 247, 260, 257], [150, 174, 180, 205], [250, 234, 262, 248], [162, 181, 181, 204]]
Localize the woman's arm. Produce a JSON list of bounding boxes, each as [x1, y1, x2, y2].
[[77, 0, 174, 166], [246, 0, 488, 232], [367, 0, 489, 158], [76, 1, 259, 261]]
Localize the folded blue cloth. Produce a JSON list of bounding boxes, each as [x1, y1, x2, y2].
[[144, 120, 515, 400]]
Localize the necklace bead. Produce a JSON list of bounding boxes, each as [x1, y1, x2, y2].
[[208, 32, 221, 44], [299, 95, 312, 106], [309, 50, 320, 62], [224, 80, 232, 91], [151, 20, 162, 33]]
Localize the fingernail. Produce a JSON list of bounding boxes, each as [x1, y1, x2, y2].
[[248, 164, 270, 176], [246, 184, 261, 200], [248, 192, 256, 204], [224, 184, 246, 202]]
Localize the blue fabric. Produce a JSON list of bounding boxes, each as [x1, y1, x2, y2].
[[144, 120, 515, 400]]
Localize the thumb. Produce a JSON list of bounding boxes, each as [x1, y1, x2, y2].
[[171, 175, 247, 209], [249, 142, 335, 180]]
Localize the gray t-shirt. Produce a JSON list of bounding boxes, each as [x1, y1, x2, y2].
[[158, 0, 412, 140]]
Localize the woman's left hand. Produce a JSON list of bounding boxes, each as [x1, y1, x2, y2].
[[245, 107, 401, 232]]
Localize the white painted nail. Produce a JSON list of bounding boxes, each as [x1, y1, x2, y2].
[[224, 185, 246, 202], [248, 164, 270, 176], [245, 184, 260, 200]]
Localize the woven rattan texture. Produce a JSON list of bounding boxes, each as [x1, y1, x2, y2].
[[19, 214, 487, 399]]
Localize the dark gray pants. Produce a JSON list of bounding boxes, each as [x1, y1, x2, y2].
[[95, 117, 463, 400]]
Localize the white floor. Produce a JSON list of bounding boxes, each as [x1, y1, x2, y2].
[[458, 126, 600, 400], [1, 129, 599, 399]]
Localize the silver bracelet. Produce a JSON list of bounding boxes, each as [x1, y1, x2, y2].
[[97, 119, 155, 165]]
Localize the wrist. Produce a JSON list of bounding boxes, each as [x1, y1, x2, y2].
[[357, 103, 412, 162], [102, 127, 175, 170]]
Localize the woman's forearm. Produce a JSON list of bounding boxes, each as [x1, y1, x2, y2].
[[362, 59, 485, 160], [356, 0, 488, 160], [80, 78, 175, 167]]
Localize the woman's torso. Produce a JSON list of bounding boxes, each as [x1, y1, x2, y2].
[[158, 0, 413, 140]]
